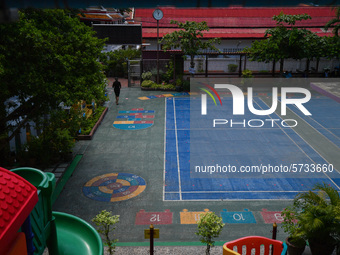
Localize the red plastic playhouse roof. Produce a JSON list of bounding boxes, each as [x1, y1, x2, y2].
[[0, 167, 38, 252]]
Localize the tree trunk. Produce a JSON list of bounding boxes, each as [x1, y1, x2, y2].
[[239, 55, 242, 77], [190, 55, 195, 77], [206, 244, 211, 255], [306, 58, 310, 77], [280, 58, 284, 75], [272, 60, 276, 77], [316, 58, 320, 73]]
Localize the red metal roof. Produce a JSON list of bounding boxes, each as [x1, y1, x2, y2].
[[136, 7, 336, 39], [142, 27, 333, 39], [139, 16, 332, 28], [136, 7, 335, 20]]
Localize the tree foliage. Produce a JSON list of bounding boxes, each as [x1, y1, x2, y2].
[[325, 6, 340, 37], [100, 48, 141, 77], [246, 12, 313, 74], [160, 20, 219, 70], [92, 210, 120, 255], [0, 9, 107, 164], [326, 36, 340, 59], [282, 183, 340, 250], [196, 212, 224, 255]]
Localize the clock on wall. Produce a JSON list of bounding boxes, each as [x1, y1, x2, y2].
[[153, 8, 163, 20]]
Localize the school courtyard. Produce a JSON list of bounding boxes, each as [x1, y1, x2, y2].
[[52, 78, 340, 254]]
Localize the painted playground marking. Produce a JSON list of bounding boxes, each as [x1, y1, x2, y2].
[[135, 208, 282, 225], [221, 209, 256, 224], [113, 108, 154, 130], [179, 208, 257, 224], [137, 92, 303, 101], [83, 173, 146, 202], [135, 209, 173, 225], [260, 209, 284, 224], [138, 92, 190, 100], [180, 209, 210, 224]]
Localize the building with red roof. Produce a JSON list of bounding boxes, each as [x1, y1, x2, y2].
[[135, 6, 338, 74], [135, 6, 335, 50], [77, 6, 338, 73]]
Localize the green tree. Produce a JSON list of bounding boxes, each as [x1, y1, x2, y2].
[[92, 210, 120, 255], [326, 36, 340, 60], [303, 33, 329, 73], [0, 9, 106, 165], [100, 48, 141, 77], [325, 6, 340, 37], [246, 12, 312, 75], [196, 212, 225, 255], [160, 20, 219, 75], [324, 6, 340, 61]]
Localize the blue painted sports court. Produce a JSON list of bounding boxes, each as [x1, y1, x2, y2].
[[164, 93, 340, 201]]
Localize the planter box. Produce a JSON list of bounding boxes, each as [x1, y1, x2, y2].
[[77, 107, 108, 140]]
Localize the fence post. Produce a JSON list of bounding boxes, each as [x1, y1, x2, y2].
[[271, 222, 277, 255], [150, 224, 154, 255]]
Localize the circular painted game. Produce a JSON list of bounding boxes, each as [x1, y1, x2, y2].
[[113, 108, 154, 130], [83, 173, 146, 202]]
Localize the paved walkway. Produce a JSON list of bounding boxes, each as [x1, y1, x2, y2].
[[107, 77, 140, 88], [52, 82, 332, 254]]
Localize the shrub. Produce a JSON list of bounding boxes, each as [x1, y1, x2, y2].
[[141, 71, 152, 80], [162, 84, 176, 90], [176, 78, 182, 86], [241, 69, 254, 86], [150, 83, 161, 89], [80, 106, 106, 135], [20, 127, 75, 168], [141, 80, 155, 87], [163, 60, 174, 82], [228, 63, 238, 72], [182, 80, 190, 91], [242, 69, 253, 78]]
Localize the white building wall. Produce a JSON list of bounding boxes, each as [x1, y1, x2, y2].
[[145, 39, 252, 52], [183, 58, 339, 73], [144, 38, 339, 73]]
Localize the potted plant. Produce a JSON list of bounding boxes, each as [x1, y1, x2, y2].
[[282, 183, 340, 255], [281, 207, 306, 255]]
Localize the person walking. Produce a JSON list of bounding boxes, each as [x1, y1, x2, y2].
[[112, 77, 121, 105]]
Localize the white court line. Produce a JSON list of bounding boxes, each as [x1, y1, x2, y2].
[[162, 98, 167, 201], [290, 101, 340, 146], [165, 190, 308, 193], [173, 98, 182, 200], [162, 198, 299, 201], [258, 97, 340, 189], [165, 97, 340, 201]]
